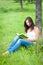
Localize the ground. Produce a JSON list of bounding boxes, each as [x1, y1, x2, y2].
[[0, 1, 43, 65]]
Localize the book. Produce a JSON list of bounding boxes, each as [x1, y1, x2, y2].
[[16, 33, 28, 39]]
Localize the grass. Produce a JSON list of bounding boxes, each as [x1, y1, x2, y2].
[[0, 1, 43, 65]]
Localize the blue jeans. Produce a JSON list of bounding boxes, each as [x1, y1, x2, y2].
[[8, 36, 33, 53]]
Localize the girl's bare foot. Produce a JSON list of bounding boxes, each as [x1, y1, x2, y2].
[[2, 51, 9, 56]]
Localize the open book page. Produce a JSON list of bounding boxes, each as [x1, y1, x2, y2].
[[16, 33, 28, 39]]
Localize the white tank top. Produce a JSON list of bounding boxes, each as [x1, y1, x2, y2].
[[26, 31, 36, 39]]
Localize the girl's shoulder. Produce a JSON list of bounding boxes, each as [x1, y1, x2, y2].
[[34, 26, 39, 30], [34, 26, 40, 33]]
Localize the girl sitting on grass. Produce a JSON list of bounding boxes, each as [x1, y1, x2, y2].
[[3, 16, 39, 55]]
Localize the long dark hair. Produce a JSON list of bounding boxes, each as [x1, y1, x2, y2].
[[24, 17, 35, 33]]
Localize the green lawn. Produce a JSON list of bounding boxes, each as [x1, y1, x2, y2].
[[0, 1, 43, 65]]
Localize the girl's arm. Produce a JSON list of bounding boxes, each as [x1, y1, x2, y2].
[[23, 27, 40, 42]]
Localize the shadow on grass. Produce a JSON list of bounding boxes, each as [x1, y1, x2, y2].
[[0, 7, 35, 13], [35, 38, 43, 54]]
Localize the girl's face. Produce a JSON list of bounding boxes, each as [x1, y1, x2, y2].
[[26, 20, 32, 27]]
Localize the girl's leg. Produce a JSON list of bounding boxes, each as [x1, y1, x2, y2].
[[7, 39, 22, 53], [2, 39, 33, 55], [21, 39, 33, 46], [8, 36, 20, 50], [7, 39, 33, 53]]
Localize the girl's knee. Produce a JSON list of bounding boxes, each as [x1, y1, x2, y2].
[[18, 39, 22, 42], [17, 39, 22, 44]]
